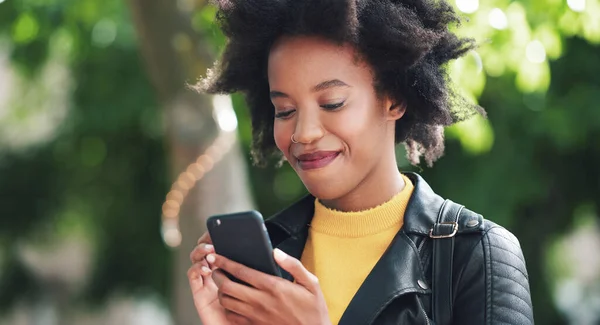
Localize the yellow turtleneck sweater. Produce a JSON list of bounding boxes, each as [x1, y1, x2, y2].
[[300, 174, 414, 325]]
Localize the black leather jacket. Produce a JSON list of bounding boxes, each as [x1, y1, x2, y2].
[[265, 173, 534, 325]]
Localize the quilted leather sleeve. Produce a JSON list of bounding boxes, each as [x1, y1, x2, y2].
[[452, 224, 534, 325]]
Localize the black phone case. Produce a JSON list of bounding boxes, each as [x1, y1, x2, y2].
[[206, 211, 282, 284]]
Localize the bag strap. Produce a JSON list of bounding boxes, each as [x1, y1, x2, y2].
[[430, 199, 464, 325]]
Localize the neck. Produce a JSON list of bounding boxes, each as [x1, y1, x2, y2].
[[320, 153, 405, 212]]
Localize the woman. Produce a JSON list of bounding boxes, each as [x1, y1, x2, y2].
[[188, 0, 534, 324]]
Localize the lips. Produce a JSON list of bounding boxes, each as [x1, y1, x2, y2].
[[295, 151, 340, 170]]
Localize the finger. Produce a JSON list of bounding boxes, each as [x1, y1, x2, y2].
[[211, 269, 230, 289], [224, 310, 251, 325], [197, 232, 213, 246], [190, 243, 215, 263], [274, 248, 320, 293], [190, 261, 213, 277], [208, 253, 276, 291], [219, 292, 254, 321], [187, 263, 212, 294], [212, 269, 262, 303]]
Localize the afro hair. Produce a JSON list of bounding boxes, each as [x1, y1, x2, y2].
[[198, 0, 485, 166]]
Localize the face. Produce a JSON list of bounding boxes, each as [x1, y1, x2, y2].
[[268, 36, 403, 201]]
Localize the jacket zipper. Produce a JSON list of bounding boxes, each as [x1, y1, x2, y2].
[[416, 297, 431, 325]]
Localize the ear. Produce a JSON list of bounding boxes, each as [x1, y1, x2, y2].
[[383, 96, 406, 121]]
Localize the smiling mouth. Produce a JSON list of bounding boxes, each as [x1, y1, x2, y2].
[[296, 151, 341, 170]]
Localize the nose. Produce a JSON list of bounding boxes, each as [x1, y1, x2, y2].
[[293, 108, 324, 144]]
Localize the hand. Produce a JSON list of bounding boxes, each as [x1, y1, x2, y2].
[[188, 232, 234, 324], [209, 248, 331, 325]]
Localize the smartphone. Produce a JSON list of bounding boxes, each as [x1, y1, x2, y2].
[[206, 210, 282, 284]]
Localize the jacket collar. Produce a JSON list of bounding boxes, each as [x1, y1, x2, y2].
[[265, 173, 444, 324], [265, 172, 444, 237]]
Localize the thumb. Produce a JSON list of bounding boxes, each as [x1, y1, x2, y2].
[[274, 248, 320, 293], [197, 232, 212, 245]]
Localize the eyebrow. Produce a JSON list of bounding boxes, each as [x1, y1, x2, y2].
[[312, 79, 350, 92], [269, 79, 350, 99]]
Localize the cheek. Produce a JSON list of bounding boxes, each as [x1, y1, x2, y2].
[[336, 98, 386, 150], [273, 122, 292, 156]]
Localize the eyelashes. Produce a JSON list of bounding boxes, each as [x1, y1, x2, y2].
[[274, 110, 294, 119], [274, 101, 346, 119], [321, 102, 345, 110]]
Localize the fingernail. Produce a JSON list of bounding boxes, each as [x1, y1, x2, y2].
[[201, 266, 211, 274], [206, 254, 216, 264], [204, 244, 214, 251], [274, 248, 287, 261]]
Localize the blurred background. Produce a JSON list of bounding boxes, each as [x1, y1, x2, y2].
[[0, 0, 599, 324]]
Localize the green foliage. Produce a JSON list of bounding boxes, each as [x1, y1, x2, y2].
[[0, 0, 170, 311]]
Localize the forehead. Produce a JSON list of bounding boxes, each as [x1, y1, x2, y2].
[[267, 36, 371, 87]]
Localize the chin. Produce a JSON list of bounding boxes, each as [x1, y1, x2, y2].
[[300, 177, 348, 201]]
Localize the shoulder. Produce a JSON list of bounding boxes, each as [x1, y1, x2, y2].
[[454, 206, 529, 288], [458, 213, 528, 277], [480, 219, 526, 260], [452, 210, 534, 324], [453, 206, 525, 259]]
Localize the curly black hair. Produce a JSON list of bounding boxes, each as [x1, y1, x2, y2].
[[198, 0, 485, 167]]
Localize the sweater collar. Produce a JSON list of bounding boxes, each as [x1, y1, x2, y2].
[[265, 172, 443, 238], [310, 173, 414, 237]]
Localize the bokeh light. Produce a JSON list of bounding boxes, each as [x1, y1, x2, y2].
[[526, 40, 547, 63], [567, 0, 586, 12], [213, 94, 238, 132], [92, 19, 117, 47], [456, 0, 479, 14], [489, 8, 508, 30]]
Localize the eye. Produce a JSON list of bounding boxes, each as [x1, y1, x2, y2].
[[321, 101, 345, 111], [274, 109, 295, 119]]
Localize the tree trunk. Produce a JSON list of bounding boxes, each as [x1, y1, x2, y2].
[[126, 1, 254, 324]]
